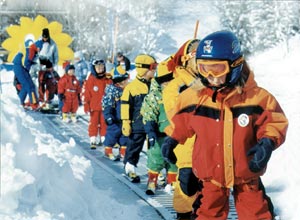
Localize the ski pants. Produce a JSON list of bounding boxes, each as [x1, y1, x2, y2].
[[123, 132, 146, 166], [88, 110, 107, 137], [18, 83, 38, 105], [173, 136, 199, 214], [103, 123, 127, 147], [147, 136, 177, 173], [195, 178, 273, 220]]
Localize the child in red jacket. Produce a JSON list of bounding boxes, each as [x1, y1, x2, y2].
[[81, 59, 112, 148], [58, 64, 81, 122], [38, 60, 60, 108]]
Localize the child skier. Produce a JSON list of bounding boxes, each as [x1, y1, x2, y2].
[[163, 39, 203, 219], [57, 64, 81, 122], [81, 59, 112, 148], [121, 54, 157, 182], [162, 30, 288, 219], [102, 66, 129, 160], [38, 60, 60, 109], [140, 59, 177, 195]]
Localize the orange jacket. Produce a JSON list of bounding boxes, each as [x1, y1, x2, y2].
[[169, 71, 288, 188], [81, 74, 112, 112]]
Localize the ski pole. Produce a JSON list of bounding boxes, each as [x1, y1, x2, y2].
[[194, 20, 199, 39]]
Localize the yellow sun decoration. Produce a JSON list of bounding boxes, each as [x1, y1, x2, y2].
[[1, 15, 74, 66]]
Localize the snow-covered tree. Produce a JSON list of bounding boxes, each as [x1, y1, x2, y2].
[[214, 0, 300, 56]]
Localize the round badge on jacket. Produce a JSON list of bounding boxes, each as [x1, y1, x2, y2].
[[93, 86, 99, 92], [238, 113, 249, 127]]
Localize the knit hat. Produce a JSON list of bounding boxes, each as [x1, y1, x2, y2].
[[65, 64, 75, 73], [167, 39, 200, 72], [155, 59, 173, 84], [111, 65, 129, 83], [42, 28, 50, 38], [134, 54, 157, 77]]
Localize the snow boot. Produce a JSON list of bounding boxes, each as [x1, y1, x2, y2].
[[120, 146, 126, 159], [157, 172, 166, 187], [176, 211, 193, 220], [125, 162, 140, 183], [62, 113, 70, 123], [71, 113, 77, 123], [90, 136, 97, 149], [104, 147, 120, 161], [145, 170, 159, 195], [165, 172, 177, 193], [95, 136, 105, 146], [30, 103, 39, 111]]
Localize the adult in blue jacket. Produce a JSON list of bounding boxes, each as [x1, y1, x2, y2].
[[13, 52, 39, 109]]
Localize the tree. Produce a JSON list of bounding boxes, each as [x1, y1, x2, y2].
[[214, 0, 300, 56]]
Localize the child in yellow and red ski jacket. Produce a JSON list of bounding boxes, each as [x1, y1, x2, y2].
[[162, 39, 203, 219], [162, 30, 288, 220]]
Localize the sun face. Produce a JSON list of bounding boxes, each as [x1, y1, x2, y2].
[[1, 15, 74, 65]]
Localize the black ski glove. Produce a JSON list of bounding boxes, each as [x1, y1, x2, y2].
[[247, 138, 275, 173], [161, 136, 178, 164], [148, 131, 157, 148]]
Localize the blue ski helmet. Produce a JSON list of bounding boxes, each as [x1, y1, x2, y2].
[[196, 30, 244, 86]]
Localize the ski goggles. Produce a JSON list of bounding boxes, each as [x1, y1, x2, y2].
[[197, 57, 244, 78], [135, 62, 158, 71], [92, 59, 105, 66], [197, 59, 230, 78]]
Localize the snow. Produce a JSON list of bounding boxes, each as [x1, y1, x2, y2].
[[1, 3, 300, 220], [0, 70, 163, 220]]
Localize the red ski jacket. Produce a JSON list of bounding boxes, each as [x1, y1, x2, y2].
[[81, 74, 112, 112]]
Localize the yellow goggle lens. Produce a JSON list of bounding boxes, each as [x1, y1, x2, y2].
[[197, 59, 230, 78]]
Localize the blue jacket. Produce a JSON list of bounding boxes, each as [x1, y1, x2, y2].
[[13, 53, 37, 104]]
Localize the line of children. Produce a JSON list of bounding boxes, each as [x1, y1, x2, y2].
[[102, 66, 129, 160], [14, 30, 288, 220]]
